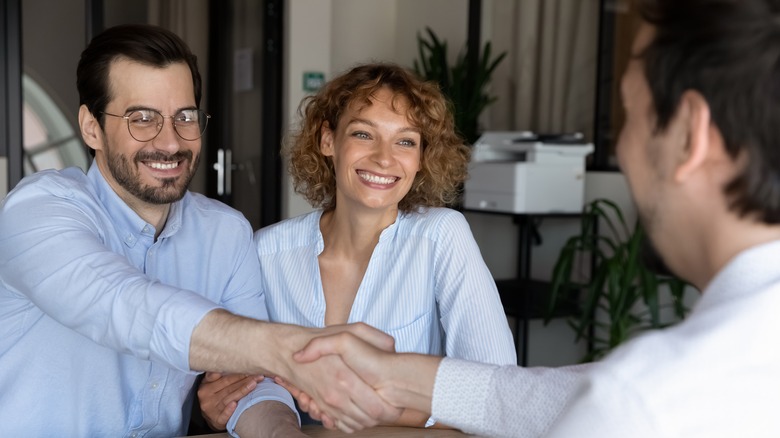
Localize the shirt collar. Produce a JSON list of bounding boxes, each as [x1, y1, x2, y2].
[[700, 239, 780, 308], [311, 209, 403, 255], [87, 163, 185, 247]]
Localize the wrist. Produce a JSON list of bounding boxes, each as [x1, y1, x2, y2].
[[235, 400, 301, 438], [258, 322, 314, 380], [190, 309, 277, 375], [384, 353, 441, 413]]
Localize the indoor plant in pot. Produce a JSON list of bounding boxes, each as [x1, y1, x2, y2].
[[546, 198, 691, 361]]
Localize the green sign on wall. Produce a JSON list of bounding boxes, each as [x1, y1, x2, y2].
[[303, 71, 325, 92]]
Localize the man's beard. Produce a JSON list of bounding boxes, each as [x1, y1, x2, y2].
[[107, 148, 199, 204]]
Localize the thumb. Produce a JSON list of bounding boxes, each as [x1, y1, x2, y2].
[[350, 322, 396, 352], [292, 334, 346, 363]]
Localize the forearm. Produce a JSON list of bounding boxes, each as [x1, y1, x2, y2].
[[234, 401, 304, 438], [190, 309, 300, 377], [207, 321, 401, 431]]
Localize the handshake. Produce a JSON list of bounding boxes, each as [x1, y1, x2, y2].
[[197, 322, 444, 434]]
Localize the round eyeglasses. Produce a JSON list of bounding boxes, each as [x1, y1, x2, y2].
[[102, 109, 211, 142]]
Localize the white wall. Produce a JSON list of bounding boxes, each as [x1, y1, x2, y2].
[[284, 0, 334, 218], [331, 0, 397, 72]]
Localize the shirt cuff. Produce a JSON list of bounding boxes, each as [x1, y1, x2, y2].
[[432, 357, 498, 433], [226, 379, 301, 436], [150, 289, 221, 372]]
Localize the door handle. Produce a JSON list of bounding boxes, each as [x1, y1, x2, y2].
[[212, 148, 237, 196]]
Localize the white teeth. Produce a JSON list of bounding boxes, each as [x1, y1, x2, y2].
[[148, 162, 179, 170], [358, 171, 397, 185]]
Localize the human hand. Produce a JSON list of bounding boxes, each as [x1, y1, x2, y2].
[[274, 328, 400, 427], [292, 330, 395, 397], [272, 322, 401, 432], [198, 372, 264, 431], [284, 330, 441, 421]]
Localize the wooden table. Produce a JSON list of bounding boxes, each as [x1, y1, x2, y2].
[[302, 425, 479, 437], [194, 425, 480, 437]]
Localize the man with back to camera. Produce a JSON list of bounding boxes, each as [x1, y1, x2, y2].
[[282, 0, 780, 436], [0, 24, 401, 437]]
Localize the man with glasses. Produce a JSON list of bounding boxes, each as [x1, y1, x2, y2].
[[0, 24, 398, 437]]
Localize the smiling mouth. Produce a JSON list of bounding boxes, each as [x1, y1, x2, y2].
[[357, 170, 399, 185], [146, 161, 181, 170], [137, 151, 192, 172]]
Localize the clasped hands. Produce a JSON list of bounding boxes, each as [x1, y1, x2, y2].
[[199, 323, 405, 433]]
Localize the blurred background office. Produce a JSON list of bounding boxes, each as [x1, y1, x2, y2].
[[2, 0, 673, 368]]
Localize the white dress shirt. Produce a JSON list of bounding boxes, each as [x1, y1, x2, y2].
[[433, 240, 780, 438]]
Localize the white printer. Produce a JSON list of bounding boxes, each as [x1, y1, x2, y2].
[[463, 131, 594, 214]]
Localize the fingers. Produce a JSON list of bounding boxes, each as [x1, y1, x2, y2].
[[293, 354, 385, 429], [276, 375, 322, 419], [278, 324, 402, 430], [212, 400, 238, 430], [202, 371, 223, 383], [319, 413, 335, 429], [293, 332, 350, 363], [274, 376, 319, 421], [293, 327, 394, 365], [273, 376, 302, 399], [348, 322, 396, 352], [319, 354, 394, 427], [198, 373, 263, 431]]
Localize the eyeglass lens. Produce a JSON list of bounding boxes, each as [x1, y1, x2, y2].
[[126, 109, 209, 142]]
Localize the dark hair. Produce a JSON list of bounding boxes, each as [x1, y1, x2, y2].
[[639, 0, 780, 223], [287, 62, 469, 212], [76, 24, 201, 136]]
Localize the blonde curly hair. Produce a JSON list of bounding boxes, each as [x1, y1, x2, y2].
[[287, 62, 470, 212]]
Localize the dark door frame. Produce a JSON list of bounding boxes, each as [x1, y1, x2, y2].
[[1, 0, 103, 192], [206, 0, 233, 206], [207, 0, 284, 227], [260, 0, 283, 227], [1, 0, 23, 190]]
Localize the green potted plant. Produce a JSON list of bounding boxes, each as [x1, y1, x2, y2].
[[413, 27, 506, 144], [546, 198, 691, 361]]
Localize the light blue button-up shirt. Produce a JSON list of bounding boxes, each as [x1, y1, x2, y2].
[[0, 164, 293, 437], [257, 208, 517, 362]]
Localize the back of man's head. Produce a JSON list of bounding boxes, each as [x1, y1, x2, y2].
[[639, 0, 780, 223], [76, 24, 202, 131]]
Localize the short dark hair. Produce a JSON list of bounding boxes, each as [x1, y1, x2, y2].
[[77, 23, 202, 128], [639, 0, 780, 223], [288, 62, 469, 212]]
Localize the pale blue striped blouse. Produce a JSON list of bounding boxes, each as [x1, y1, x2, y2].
[[254, 207, 517, 365]]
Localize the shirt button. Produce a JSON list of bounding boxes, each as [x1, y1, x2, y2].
[[150, 382, 159, 390], [131, 433, 138, 438]]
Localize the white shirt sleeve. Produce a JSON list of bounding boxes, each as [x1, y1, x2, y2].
[[432, 357, 589, 437]]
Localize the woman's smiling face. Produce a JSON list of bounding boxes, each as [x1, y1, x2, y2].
[[320, 87, 422, 214]]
